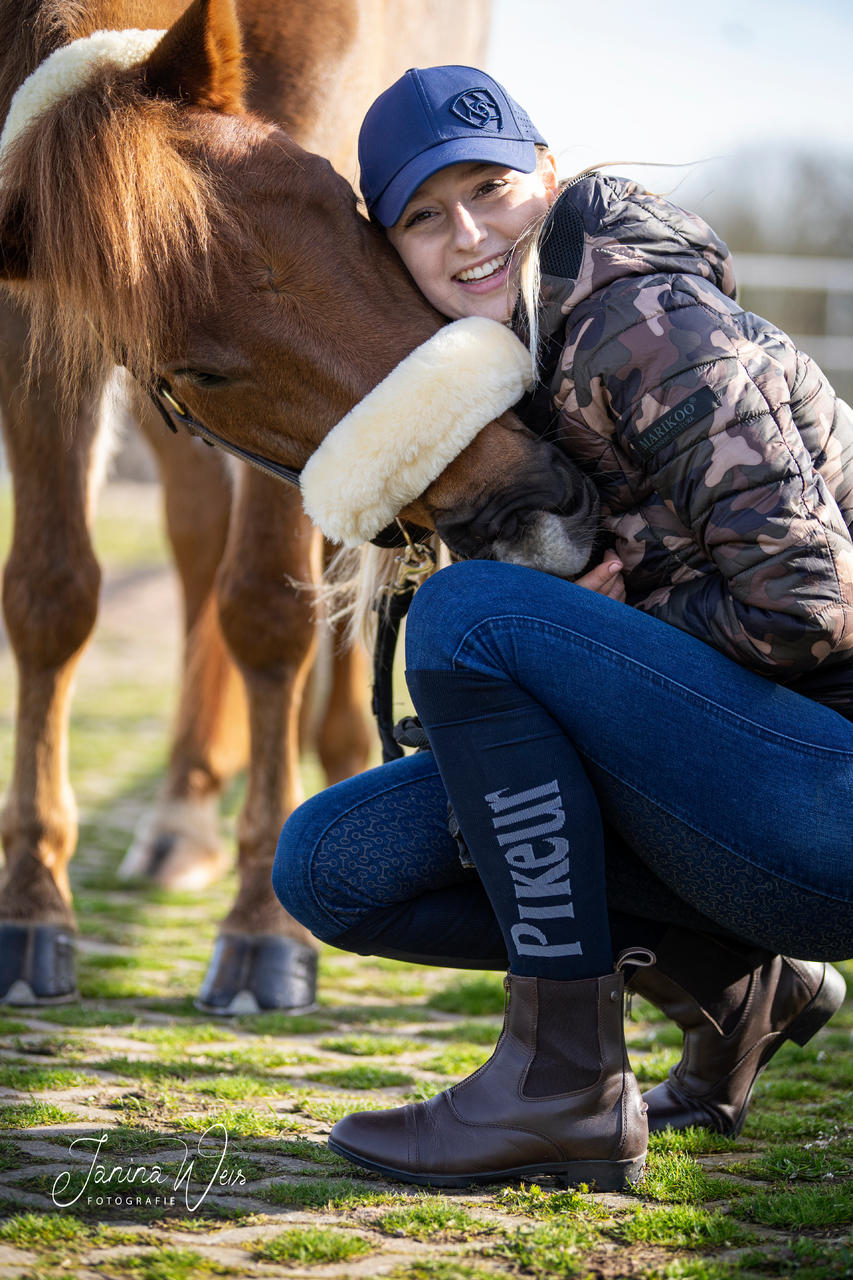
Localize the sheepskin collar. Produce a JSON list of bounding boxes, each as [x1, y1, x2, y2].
[[301, 317, 534, 545], [0, 28, 166, 161]]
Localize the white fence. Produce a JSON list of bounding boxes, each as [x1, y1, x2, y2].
[[735, 253, 853, 377]]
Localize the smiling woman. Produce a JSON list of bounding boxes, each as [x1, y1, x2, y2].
[[273, 62, 853, 1194], [386, 157, 556, 322]]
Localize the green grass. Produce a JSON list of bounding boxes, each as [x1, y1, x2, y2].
[[495, 1183, 611, 1220], [484, 1220, 604, 1276], [32, 1005, 142, 1028], [638, 1261, 735, 1280], [647, 1127, 740, 1155], [278, 1137, 354, 1167], [258, 1178, 400, 1210], [108, 1248, 234, 1280], [616, 1204, 750, 1250], [733, 1142, 850, 1182], [426, 974, 506, 1016], [0, 1015, 33, 1035], [188, 1073, 286, 1100], [739, 1182, 853, 1229], [0, 1211, 94, 1249], [386, 1264, 502, 1280], [319, 1032, 424, 1055], [423, 1046, 491, 1076], [163, 1106, 300, 1138], [248, 1225, 374, 1264], [424, 1019, 503, 1045], [308, 1063, 415, 1089], [0, 1101, 81, 1128], [230, 1011, 337, 1035], [633, 1151, 735, 1204], [0, 1138, 25, 1172], [292, 1094, 392, 1125], [377, 1195, 492, 1239], [734, 1238, 853, 1279], [0, 1062, 99, 1091]]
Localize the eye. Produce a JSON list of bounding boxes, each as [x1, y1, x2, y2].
[[172, 369, 228, 389], [476, 178, 507, 197], [403, 207, 437, 229]]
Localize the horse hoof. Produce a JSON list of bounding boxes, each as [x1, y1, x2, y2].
[[0, 924, 78, 1005], [119, 797, 230, 890], [195, 935, 318, 1016]]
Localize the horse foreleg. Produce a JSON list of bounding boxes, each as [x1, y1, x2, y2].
[[315, 600, 373, 785], [197, 470, 320, 1014], [0, 314, 102, 1003], [119, 394, 248, 890]]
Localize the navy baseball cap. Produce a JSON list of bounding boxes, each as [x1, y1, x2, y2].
[[358, 65, 548, 227]]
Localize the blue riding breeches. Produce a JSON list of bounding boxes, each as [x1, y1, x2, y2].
[[273, 561, 853, 974]]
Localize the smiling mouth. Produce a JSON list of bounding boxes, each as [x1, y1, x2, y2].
[[454, 252, 509, 283]]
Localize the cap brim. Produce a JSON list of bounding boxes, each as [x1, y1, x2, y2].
[[373, 136, 539, 227]]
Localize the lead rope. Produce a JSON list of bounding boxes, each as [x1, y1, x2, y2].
[[371, 521, 436, 762]]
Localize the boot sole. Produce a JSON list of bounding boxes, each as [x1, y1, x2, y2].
[[327, 1138, 646, 1191], [728, 961, 847, 1137]]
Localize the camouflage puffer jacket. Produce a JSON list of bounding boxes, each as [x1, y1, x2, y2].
[[518, 174, 853, 719]]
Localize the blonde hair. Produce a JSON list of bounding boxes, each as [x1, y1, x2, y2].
[[514, 156, 614, 381], [318, 535, 452, 650]]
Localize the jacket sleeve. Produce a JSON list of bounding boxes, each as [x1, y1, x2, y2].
[[565, 275, 853, 674]]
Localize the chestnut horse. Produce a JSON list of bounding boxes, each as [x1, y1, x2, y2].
[[0, 0, 597, 1011], [0, 0, 492, 1013]]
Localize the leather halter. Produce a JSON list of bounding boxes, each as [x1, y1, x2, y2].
[[149, 376, 434, 763], [149, 379, 425, 551], [150, 379, 304, 487]]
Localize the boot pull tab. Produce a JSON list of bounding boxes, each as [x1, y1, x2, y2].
[[614, 948, 657, 1021], [615, 947, 657, 972]]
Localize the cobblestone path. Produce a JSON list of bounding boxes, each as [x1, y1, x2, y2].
[[1, 483, 851, 1280]]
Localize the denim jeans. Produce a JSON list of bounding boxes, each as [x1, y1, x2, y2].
[[274, 561, 853, 967]]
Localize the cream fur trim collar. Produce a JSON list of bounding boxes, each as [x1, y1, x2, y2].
[[0, 28, 166, 161], [300, 317, 534, 546]]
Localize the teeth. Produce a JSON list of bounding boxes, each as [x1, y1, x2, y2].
[[456, 253, 508, 283]]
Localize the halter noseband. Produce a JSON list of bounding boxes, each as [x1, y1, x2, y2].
[[150, 379, 304, 487], [148, 380, 423, 551]]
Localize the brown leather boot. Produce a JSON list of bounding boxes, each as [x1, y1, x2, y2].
[[328, 966, 648, 1190], [628, 930, 847, 1137]]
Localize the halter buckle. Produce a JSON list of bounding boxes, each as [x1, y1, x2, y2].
[[390, 519, 436, 595]]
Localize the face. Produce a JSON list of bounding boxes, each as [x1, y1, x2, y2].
[[387, 157, 558, 322]]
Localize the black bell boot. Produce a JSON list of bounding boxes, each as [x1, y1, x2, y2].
[[628, 928, 846, 1137], [329, 960, 649, 1190]]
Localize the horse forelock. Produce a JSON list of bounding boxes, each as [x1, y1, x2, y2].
[[0, 54, 235, 409]]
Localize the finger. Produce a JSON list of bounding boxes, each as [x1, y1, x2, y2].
[[579, 559, 623, 591]]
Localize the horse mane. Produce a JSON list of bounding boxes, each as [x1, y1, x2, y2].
[[0, 13, 228, 409]]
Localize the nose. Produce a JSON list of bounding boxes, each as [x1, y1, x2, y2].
[[450, 202, 486, 251]]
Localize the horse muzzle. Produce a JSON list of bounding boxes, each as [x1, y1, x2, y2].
[[435, 451, 600, 579], [298, 316, 599, 579]]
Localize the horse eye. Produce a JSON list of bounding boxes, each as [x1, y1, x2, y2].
[[174, 369, 228, 388]]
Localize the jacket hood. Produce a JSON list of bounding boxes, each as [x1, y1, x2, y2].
[[528, 174, 737, 346]]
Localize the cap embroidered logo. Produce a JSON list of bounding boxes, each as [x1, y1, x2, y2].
[[449, 89, 502, 129]]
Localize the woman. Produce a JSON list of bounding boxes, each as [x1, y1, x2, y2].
[[273, 65, 853, 1190]]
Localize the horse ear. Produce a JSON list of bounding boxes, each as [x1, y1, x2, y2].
[[142, 0, 246, 113]]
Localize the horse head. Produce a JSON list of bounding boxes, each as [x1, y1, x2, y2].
[[0, 0, 597, 578]]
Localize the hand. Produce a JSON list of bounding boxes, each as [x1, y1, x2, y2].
[[574, 557, 626, 602]]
